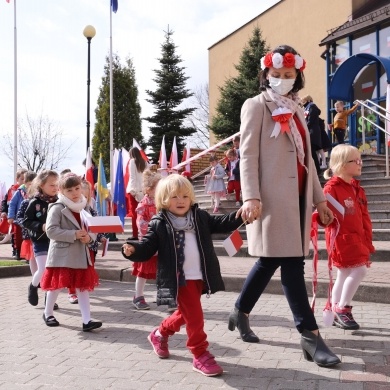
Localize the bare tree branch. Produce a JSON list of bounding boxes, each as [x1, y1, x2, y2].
[[3, 113, 74, 171], [184, 83, 210, 149]]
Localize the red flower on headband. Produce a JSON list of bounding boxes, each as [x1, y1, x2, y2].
[[300, 59, 306, 71], [283, 53, 295, 68], [263, 52, 273, 68]]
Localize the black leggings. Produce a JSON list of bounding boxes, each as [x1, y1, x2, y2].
[[235, 256, 318, 333]]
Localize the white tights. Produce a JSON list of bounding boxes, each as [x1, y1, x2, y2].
[[31, 255, 47, 287], [332, 265, 368, 308], [212, 194, 221, 208], [29, 256, 38, 276], [135, 277, 147, 298], [45, 289, 91, 324]]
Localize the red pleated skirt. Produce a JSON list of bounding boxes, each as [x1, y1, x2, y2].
[[20, 239, 34, 261], [41, 252, 99, 291], [132, 255, 157, 279]]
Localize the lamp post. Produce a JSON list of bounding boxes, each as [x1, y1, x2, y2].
[[83, 25, 96, 152]]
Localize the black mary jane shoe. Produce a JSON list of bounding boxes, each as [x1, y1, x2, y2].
[[42, 313, 60, 327], [228, 307, 259, 343], [300, 329, 341, 367], [83, 320, 102, 332]]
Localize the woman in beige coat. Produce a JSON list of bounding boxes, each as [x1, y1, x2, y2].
[[231, 45, 340, 367]]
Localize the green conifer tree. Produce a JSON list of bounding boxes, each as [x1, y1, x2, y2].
[[210, 27, 269, 140], [144, 27, 195, 162], [92, 54, 143, 171]]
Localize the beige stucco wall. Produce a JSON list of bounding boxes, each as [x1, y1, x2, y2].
[[208, 0, 352, 145]]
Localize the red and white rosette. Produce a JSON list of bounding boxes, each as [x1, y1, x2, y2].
[[270, 107, 293, 138]]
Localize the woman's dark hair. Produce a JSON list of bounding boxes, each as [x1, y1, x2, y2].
[[129, 147, 147, 173], [259, 45, 305, 93]]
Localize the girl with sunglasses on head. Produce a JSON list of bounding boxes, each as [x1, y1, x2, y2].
[[323, 144, 374, 330]]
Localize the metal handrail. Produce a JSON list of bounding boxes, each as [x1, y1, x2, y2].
[[355, 99, 390, 178], [171, 132, 239, 172]]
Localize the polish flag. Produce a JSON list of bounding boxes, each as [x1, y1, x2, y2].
[[85, 147, 95, 192], [169, 136, 178, 171], [133, 139, 149, 162], [223, 229, 243, 257], [181, 142, 191, 173], [387, 36, 390, 47], [325, 193, 345, 222], [159, 135, 168, 176], [361, 81, 374, 93]]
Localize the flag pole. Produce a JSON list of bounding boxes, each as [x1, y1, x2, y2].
[[13, 0, 18, 179], [109, 1, 114, 214]]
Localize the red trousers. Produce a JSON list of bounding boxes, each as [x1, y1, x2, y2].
[[227, 180, 241, 202], [12, 223, 23, 251], [129, 194, 139, 238], [159, 280, 208, 358]]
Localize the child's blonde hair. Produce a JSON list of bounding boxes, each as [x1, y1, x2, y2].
[[31, 170, 59, 194], [81, 180, 92, 205], [143, 169, 161, 192], [334, 100, 344, 108], [155, 174, 195, 212], [225, 149, 237, 158], [324, 144, 360, 179]]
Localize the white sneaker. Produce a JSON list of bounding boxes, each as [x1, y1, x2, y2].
[[320, 163, 327, 169]]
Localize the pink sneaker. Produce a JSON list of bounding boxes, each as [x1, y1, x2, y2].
[[213, 207, 219, 213], [147, 328, 169, 358], [193, 351, 223, 376]]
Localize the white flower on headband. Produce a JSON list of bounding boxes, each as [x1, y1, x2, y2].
[[260, 51, 306, 71], [294, 55, 304, 70]]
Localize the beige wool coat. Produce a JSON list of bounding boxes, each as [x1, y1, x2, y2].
[[240, 91, 326, 257], [45, 202, 97, 269]]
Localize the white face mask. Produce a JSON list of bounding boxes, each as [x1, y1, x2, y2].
[[268, 76, 296, 96]]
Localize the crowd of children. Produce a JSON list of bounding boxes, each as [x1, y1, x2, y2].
[[0, 134, 375, 376]]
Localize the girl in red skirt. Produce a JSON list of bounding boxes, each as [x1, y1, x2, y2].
[[41, 173, 101, 331], [132, 169, 161, 310]]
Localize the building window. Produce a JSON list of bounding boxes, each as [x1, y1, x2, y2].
[[379, 24, 390, 57], [352, 30, 376, 55], [332, 38, 349, 73]]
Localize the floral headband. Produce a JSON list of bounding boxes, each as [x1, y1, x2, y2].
[[260, 52, 306, 71]]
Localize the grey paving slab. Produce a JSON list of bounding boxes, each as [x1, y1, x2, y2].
[[0, 276, 389, 389]]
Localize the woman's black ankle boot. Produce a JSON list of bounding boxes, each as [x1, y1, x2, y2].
[[300, 329, 341, 367], [228, 307, 259, 343]]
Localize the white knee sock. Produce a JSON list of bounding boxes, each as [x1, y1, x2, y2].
[[32, 255, 47, 287], [135, 277, 147, 298], [44, 289, 61, 318], [77, 289, 91, 324], [214, 194, 221, 208]]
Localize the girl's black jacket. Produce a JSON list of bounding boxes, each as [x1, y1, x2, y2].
[[122, 204, 243, 306], [22, 197, 50, 243]]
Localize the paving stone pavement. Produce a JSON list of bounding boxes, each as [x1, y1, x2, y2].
[[1, 275, 390, 389]]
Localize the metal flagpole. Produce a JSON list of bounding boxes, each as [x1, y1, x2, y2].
[[13, 0, 18, 178], [109, 1, 114, 214]]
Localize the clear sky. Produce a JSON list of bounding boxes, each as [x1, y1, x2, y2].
[[0, 0, 279, 188]]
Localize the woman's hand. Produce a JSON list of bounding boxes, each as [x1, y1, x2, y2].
[[236, 199, 262, 223], [316, 202, 334, 226], [122, 243, 135, 256]]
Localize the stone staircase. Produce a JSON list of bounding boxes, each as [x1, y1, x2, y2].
[[110, 154, 390, 262]]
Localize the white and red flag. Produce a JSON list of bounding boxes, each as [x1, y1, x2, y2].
[[159, 135, 168, 176], [169, 136, 178, 171], [223, 229, 243, 257], [85, 147, 95, 192], [133, 139, 149, 162]]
